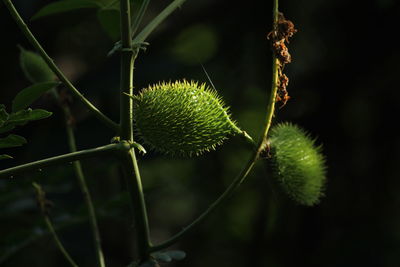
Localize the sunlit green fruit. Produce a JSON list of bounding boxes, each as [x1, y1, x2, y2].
[[269, 123, 326, 206], [18, 46, 56, 83], [131, 80, 242, 156]]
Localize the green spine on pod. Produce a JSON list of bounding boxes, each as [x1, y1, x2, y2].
[[269, 123, 326, 206], [18, 45, 56, 83], [130, 80, 242, 156]]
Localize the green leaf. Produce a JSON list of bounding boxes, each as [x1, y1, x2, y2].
[[8, 109, 52, 124], [0, 125, 15, 134], [153, 252, 172, 263], [18, 46, 56, 83], [0, 105, 9, 127], [97, 8, 121, 40], [165, 250, 186, 261], [32, 0, 102, 20], [0, 154, 13, 160], [152, 250, 186, 264], [12, 82, 60, 112], [0, 134, 27, 149], [0, 109, 52, 134]]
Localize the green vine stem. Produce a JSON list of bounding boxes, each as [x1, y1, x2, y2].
[[0, 143, 129, 179], [109, 0, 186, 56], [119, 0, 151, 262], [53, 90, 106, 267], [149, 0, 280, 252], [131, 0, 150, 38], [33, 183, 79, 267], [2, 0, 119, 132], [149, 156, 258, 252], [256, 0, 280, 151], [132, 0, 186, 44], [120, 151, 152, 260]]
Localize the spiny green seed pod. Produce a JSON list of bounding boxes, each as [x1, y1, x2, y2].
[[269, 123, 326, 206], [18, 45, 56, 83], [131, 80, 243, 156]]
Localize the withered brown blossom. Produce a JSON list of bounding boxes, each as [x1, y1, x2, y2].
[[267, 12, 297, 107]]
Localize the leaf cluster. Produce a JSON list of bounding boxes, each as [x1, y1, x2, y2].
[[0, 105, 52, 160]]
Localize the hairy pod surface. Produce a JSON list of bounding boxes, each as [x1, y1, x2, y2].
[[269, 123, 326, 206], [131, 80, 242, 156], [19, 46, 55, 83]]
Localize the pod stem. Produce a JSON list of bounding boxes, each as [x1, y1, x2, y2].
[[2, 0, 119, 132]]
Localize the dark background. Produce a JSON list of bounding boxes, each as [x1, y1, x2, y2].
[[1, 0, 400, 266]]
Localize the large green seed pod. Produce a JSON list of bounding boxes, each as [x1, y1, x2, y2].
[[269, 123, 326, 206], [19, 46, 56, 83], [131, 80, 242, 156]]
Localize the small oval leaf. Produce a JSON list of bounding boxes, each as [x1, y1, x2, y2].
[[12, 82, 60, 112], [165, 250, 186, 261], [19, 46, 56, 83], [153, 252, 172, 263], [0, 109, 52, 134], [0, 134, 27, 149], [25, 109, 53, 121], [32, 0, 102, 20], [8, 109, 52, 125]]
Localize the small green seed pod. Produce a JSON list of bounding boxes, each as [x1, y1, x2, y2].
[[18, 46, 56, 83], [131, 80, 242, 156], [269, 123, 326, 206]]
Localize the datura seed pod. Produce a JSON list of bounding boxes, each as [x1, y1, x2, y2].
[[269, 123, 326, 206], [130, 80, 243, 156], [18, 45, 56, 83]]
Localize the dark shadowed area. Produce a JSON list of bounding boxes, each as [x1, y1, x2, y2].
[[1, 0, 400, 266]]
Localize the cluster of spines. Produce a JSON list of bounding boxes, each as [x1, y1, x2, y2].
[[132, 80, 241, 156], [269, 123, 326, 206]]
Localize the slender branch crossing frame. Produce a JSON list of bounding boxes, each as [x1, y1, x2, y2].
[[1, 0, 281, 265]]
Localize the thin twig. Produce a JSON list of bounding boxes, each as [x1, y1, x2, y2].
[[53, 90, 106, 267], [33, 183, 79, 267], [0, 143, 127, 179], [131, 0, 150, 37], [133, 0, 186, 44], [2, 0, 119, 132], [108, 0, 185, 56]]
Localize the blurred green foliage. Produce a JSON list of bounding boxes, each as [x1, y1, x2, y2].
[[169, 24, 218, 65], [1, 0, 400, 267]]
